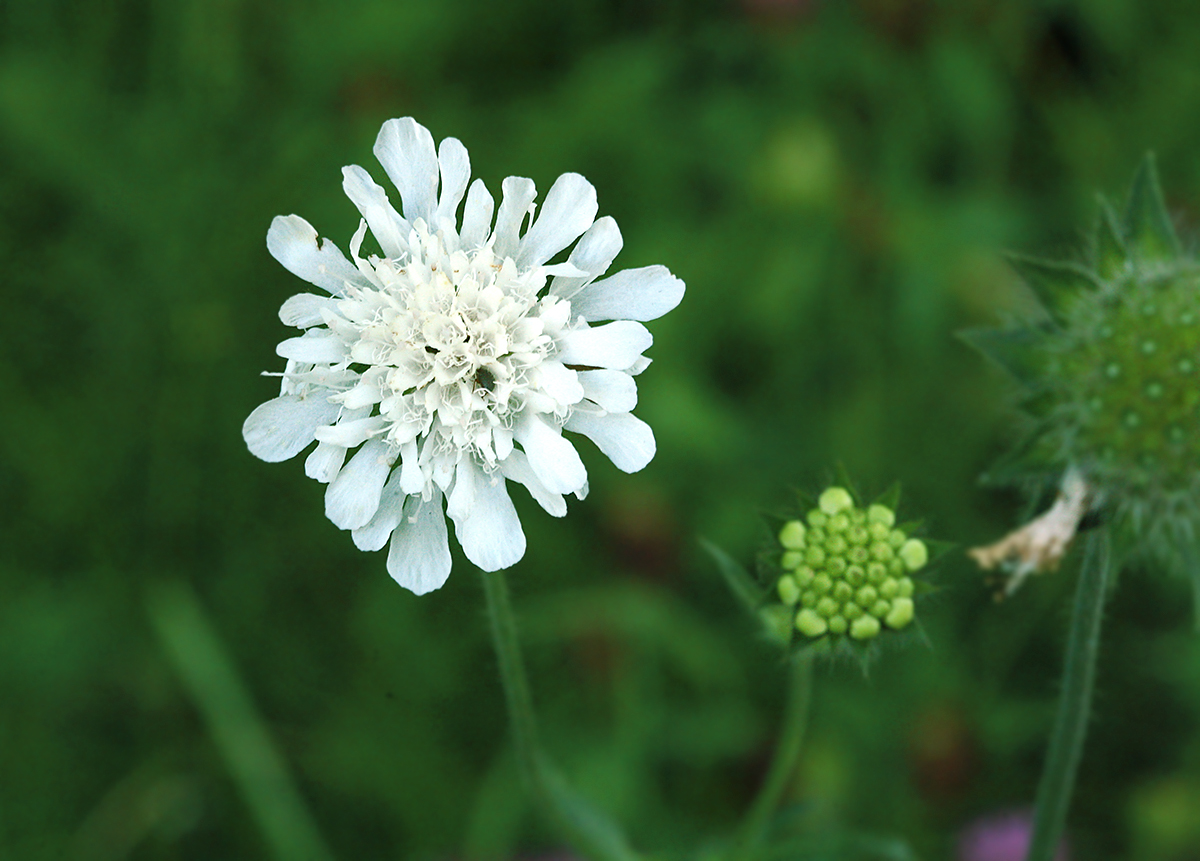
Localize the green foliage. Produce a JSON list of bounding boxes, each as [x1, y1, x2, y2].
[[6, 1, 1200, 860]]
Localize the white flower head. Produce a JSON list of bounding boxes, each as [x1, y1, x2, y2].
[[243, 117, 684, 594]]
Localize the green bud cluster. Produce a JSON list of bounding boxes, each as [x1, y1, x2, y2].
[[966, 156, 1200, 565], [776, 487, 925, 641]]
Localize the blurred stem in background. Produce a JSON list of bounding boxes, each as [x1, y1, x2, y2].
[[1026, 528, 1111, 861], [146, 580, 335, 861], [481, 568, 642, 861], [732, 653, 813, 861]]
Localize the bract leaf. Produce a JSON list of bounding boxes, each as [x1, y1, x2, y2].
[[1006, 252, 1100, 322], [1124, 152, 1181, 261]]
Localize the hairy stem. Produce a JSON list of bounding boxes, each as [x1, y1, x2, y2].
[[481, 569, 641, 861], [1026, 528, 1111, 861], [732, 653, 814, 861]]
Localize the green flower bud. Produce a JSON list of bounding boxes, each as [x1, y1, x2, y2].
[[833, 581, 853, 602], [888, 529, 906, 549], [816, 596, 839, 618], [826, 534, 849, 555], [777, 575, 801, 605], [867, 504, 896, 527], [779, 520, 807, 550], [805, 546, 827, 566], [856, 585, 878, 607], [848, 526, 869, 546], [850, 615, 881, 640], [885, 597, 915, 629], [888, 558, 905, 576], [828, 615, 848, 635], [781, 550, 804, 570], [845, 565, 866, 586], [807, 527, 827, 545], [879, 577, 900, 599], [900, 538, 928, 571], [848, 546, 869, 565], [897, 576, 914, 598], [794, 566, 816, 587], [827, 557, 848, 577], [819, 486, 854, 515], [795, 608, 828, 637], [866, 562, 887, 584], [829, 513, 851, 533], [811, 573, 833, 595], [870, 542, 894, 562], [800, 590, 818, 608], [806, 510, 828, 529], [870, 599, 891, 618], [843, 601, 864, 620], [868, 522, 890, 541]]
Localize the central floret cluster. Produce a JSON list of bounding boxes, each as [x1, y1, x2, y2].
[[318, 225, 576, 468], [775, 487, 925, 641]]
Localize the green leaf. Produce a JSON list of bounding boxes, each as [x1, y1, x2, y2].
[[872, 482, 901, 513], [958, 325, 1048, 387], [701, 538, 768, 614], [1093, 194, 1129, 281], [1124, 152, 1181, 261], [1006, 253, 1100, 321]]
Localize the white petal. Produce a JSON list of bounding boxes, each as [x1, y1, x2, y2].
[[305, 442, 347, 483], [276, 333, 348, 364], [500, 450, 567, 517], [459, 179, 495, 250], [565, 411, 656, 473], [387, 491, 452, 595], [452, 476, 526, 572], [516, 414, 587, 495], [446, 458, 478, 522], [434, 137, 471, 230], [536, 361, 584, 406], [399, 439, 424, 494], [493, 177, 536, 260], [516, 172, 597, 269], [243, 394, 341, 462], [374, 118, 439, 225], [313, 415, 386, 448], [341, 165, 411, 258], [352, 470, 407, 551], [556, 321, 652, 369], [550, 216, 624, 299], [278, 293, 337, 328], [570, 265, 685, 322], [578, 370, 637, 413], [325, 439, 394, 530], [266, 215, 371, 296]]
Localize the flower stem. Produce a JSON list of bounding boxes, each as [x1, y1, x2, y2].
[[732, 653, 814, 861], [481, 569, 641, 861], [1025, 528, 1111, 861]]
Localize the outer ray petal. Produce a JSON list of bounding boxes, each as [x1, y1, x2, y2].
[[565, 411, 656, 473], [517, 172, 598, 269], [374, 118, 440, 225], [325, 439, 394, 530], [452, 476, 527, 572], [267, 215, 372, 296], [570, 265, 685, 322], [243, 394, 341, 462], [388, 491, 452, 595]]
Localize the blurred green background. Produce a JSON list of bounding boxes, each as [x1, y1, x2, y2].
[[6, 0, 1200, 858]]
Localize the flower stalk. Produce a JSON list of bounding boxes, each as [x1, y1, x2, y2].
[[481, 568, 641, 861], [1025, 527, 1111, 861], [732, 653, 814, 861]]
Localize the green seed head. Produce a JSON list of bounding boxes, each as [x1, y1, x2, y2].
[[967, 155, 1200, 570]]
